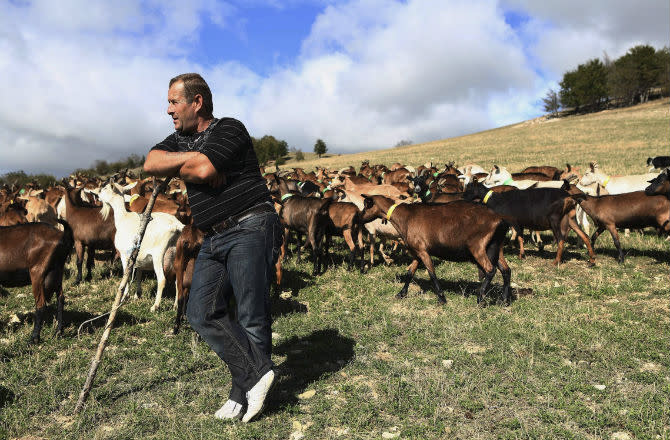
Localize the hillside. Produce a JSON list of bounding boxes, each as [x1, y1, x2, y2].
[[280, 98, 670, 175]]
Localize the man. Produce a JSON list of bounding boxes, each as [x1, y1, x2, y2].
[[144, 73, 281, 423]]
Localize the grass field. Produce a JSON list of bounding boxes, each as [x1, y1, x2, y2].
[[1, 101, 669, 440]]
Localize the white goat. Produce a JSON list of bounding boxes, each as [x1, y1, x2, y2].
[[97, 183, 184, 312], [579, 162, 659, 194], [483, 165, 538, 189]]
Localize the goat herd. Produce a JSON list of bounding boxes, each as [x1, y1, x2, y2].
[[1, 157, 669, 344]]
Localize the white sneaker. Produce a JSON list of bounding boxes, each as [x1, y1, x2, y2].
[[242, 370, 275, 423], [214, 399, 244, 420]]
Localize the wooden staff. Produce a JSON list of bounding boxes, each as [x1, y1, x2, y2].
[[74, 177, 170, 415]]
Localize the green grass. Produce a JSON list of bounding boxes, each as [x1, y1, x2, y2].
[[1, 100, 669, 439], [1, 231, 668, 439]]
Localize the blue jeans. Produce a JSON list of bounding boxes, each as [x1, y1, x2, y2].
[[187, 210, 282, 404]]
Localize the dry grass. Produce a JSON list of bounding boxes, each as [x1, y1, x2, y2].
[[283, 98, 670, 175]]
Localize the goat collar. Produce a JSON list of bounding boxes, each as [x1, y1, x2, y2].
[[502, 177, 514, 185], [482, 190, 494, 204], [602, 176, 610, 187], [424, 189, 431, 198], [281, 193, 294, 202], [433, 172, 440, 177], [129, 194, 140, 206], [321, 186, 331, 193], [386, 203, 400, 220]]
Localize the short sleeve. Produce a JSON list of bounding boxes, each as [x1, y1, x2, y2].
[[150, 133, 179, 152], [198, 119, 251, 172]]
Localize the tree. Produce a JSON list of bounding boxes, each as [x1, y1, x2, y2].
[[559, 58, 608, 112], [394, 139, 413, 148], [314, 139, 327, 158], [609, 45, 665, 105], [295, 150, 305, 161], [542, 89, 560, 117], [252, 135, 289, 165]]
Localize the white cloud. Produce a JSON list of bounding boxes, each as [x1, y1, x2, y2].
[[0, 0, 668, 176]]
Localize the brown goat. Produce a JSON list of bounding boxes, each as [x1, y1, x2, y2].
[[277, 180, 333, 275], [575, 191, 670, 263], [361, 195, 512, 305], [382, 168, 411, 185], [172, 224, 204, 334], [0, 220, 73, 343], [62, 184, 117, 283], [324, 201, 365, 272], [0, 201, 28, 226]]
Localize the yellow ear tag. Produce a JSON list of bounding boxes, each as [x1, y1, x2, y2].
[[602, 176, 610, 187], [482, 190, 494, 204], [386, 203, 399, 220]]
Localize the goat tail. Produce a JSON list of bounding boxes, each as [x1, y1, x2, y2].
[[55, 219, 75, 262], [493, 219, 511, 245]]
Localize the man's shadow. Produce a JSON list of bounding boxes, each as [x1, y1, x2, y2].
[[266, 328, 355, 414]]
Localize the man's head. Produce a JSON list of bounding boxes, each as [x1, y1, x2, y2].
[[167, 73, 214, 134]]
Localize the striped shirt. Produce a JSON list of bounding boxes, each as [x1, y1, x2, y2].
[[150, 117, 271, 229]]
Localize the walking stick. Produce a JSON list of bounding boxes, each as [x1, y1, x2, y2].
[[74, 177, 171, 415]]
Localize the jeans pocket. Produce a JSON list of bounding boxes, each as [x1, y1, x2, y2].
[[238, 212, 272, 232]]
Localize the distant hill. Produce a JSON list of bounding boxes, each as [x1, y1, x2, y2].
[[279, 98, 670, 175]]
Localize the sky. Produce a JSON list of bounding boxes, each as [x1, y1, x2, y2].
[[1, 0, 668, 177]]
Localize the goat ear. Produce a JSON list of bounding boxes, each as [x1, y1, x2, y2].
[[566, 163, 571, 172], [494, 165, 499, 172]]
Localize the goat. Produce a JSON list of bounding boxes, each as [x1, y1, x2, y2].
[[323, 201, 365, 272], [277, 180, 332, 275], [484, 166, 539, 189], [23, 195, 59, 227], [360, 195, 512, 305], [97, 183, 184, 312], [579, 162, 659, 194], [381, 168, 412, 185], [173, 223, 204, 334], [409, 175, 464, 204], [0, 201, 28, 226], [645, 169, 670, 197], [463, 181, 596, 265], [61, 183, 117, 284], [0, 220, 73, 343], [573, 191, 670, 263]]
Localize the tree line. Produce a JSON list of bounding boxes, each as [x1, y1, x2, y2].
[[1, 135, 332, 186], [543, 44, 670, 116]]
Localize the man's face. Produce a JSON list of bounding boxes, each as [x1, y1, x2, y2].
[[167, 81, 199, 134]]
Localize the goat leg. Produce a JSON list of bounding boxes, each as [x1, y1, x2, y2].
[[606, 224, 624, 263], [427, 271, 447, 304], [85, 245, 95, 282], [590, 225, 605, 248], [477, 270, 496, 305], [74, 241, 84, 284], [497, 249, 512, 306], [31, 305, 46, 344], [397, 260, 419, 299], [56, 293, 65, 337]]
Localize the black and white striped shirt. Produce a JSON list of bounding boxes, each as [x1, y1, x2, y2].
[[150, 117, 271, 229]]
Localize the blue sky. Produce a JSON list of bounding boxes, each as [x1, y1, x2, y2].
[[196, 3, 324, 75], [1, 0, 668, 176]]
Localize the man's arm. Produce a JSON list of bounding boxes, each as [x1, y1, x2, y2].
[[144, 150, 225, 186]]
